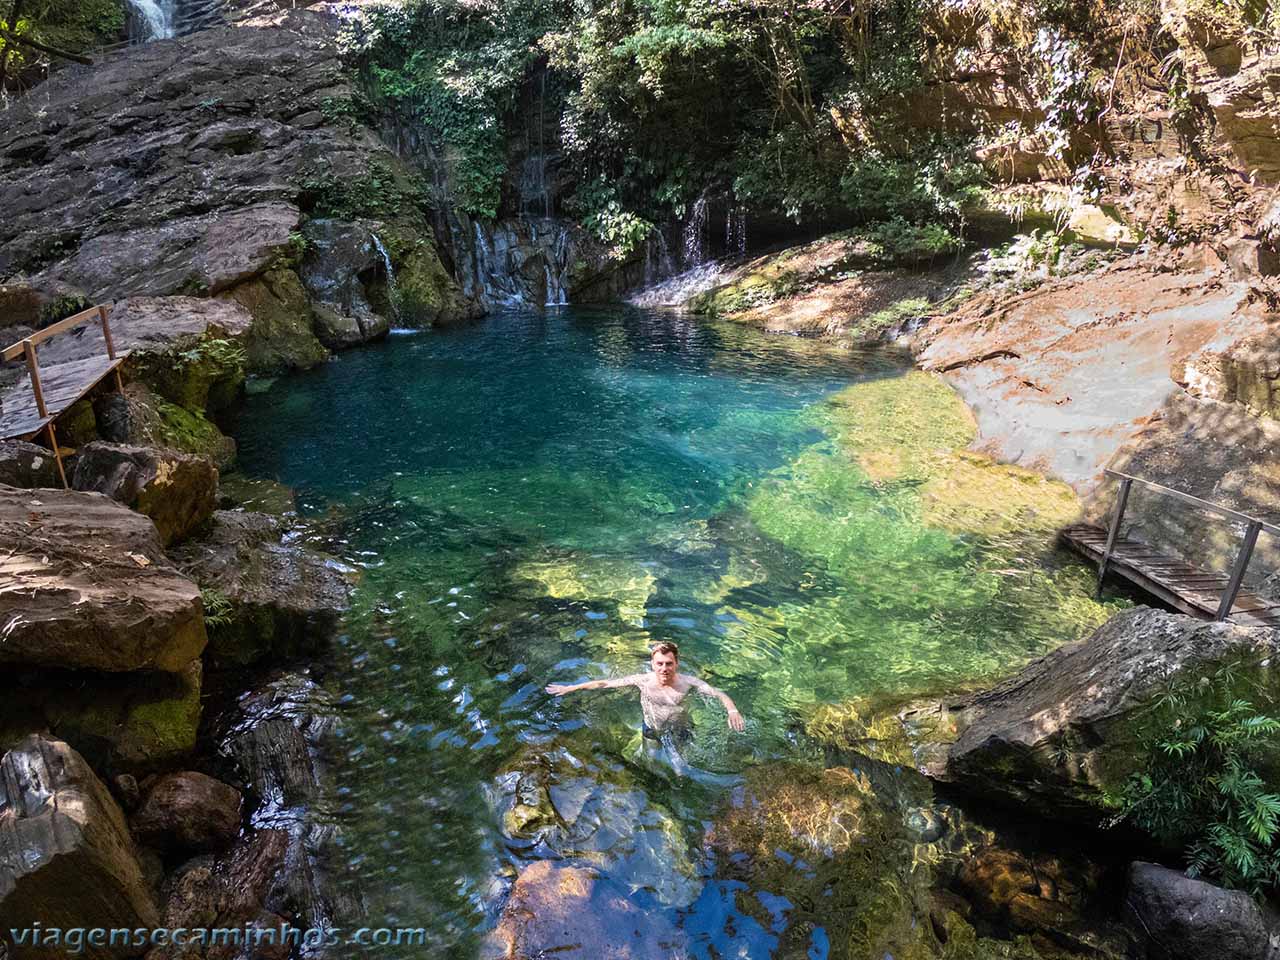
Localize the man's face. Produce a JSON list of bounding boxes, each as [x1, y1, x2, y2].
[[651, 651, 678, 685]]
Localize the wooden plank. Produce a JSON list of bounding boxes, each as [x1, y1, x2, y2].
[[0, 353, 129, 440], [1062, 521, 1276, 628], [0, 303, 112, 361]]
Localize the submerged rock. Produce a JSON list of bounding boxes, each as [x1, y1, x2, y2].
[[937, 608, 1280, 821], [488, 742, 697, 908], [705, 762, 943, 960], [1124, 861, 1280, 960], [0, 485, 206, 673], [0, 735, 159, 959], [215, 672, 358, 932], [131, 772, 244, 854], [485, 860, 682, 960], [0, 440, 59, 488], [71, 442, 218, 546], [169, 510, 350, 667]]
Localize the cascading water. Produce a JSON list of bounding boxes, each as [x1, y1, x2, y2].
[[726, 204, 748, 256], [126, 0, 175, 40], [371, 234, 401, 323], [682, 196, 709, 268]]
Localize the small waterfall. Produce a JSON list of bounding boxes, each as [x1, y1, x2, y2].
[[127, 0, 175, 39], [726, 205, 748, 256], [626, 261, 730, 308], [371, 234, 401, 322], [682, 196, 709, 268]]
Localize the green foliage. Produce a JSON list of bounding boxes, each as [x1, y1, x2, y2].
[[176, 337, 247, 372], [201, 588, 235, 629], [1118, 664, 1280, 897], [351, 0, 561, 217], [1, 0, 124, 77], [299, 161, 430, 220]]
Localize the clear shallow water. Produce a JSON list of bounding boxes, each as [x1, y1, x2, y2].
[[229, 307, 1117, 956]]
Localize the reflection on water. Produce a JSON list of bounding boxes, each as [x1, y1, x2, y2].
[[230, 306, 1123, 957]]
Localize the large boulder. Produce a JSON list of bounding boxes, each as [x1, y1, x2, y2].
[[1124, 861, 1280, 960], [0, 735, 160, 959], [131, 772, 243, 854], [935, 608, 1280, 821], [71, 442, 219, 546], [0, 485, 207, 673], [299, 218, 394, 347], [0, 440, 59, 488], [169, 511, 351, 667]]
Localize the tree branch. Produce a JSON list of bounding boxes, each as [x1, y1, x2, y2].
[[0, 26, 94, 67]]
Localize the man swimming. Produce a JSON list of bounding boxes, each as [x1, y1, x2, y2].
[[545, 641, 746, 742]]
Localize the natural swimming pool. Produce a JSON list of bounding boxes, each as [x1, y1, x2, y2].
[[230, 305, 1124, 957]]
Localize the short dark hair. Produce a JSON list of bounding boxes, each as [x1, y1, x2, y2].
[[650, 641, 679, 660]]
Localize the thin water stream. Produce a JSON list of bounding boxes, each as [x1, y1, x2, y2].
[[229, 306, 1124, 957]]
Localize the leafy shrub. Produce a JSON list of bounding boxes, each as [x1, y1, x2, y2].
[[1117, 665, 1280, 898]]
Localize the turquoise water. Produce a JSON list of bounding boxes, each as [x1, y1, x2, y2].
[[229, 307, 1117, 957]]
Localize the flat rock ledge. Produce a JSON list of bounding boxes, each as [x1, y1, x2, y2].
[[0, 485, 207, 673], [921, 607, 1280, 822], [0, 735, 160, 960]]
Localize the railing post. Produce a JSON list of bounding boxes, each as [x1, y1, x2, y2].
[[98, 304, 116, 360], [1096, 476, 1132, 597], [23, 340, 48, 418], [1216, 520, 1262, 621]]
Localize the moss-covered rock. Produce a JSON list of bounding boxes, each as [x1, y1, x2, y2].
[[0, 660, 203, 776], [58, 397, 98, 448], [219, 267, 328, 374], [95, 382, 237, 470]]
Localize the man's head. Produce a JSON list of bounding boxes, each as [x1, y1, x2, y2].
[[650, 642, 679, 685]]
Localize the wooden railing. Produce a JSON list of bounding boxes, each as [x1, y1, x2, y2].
[[2, 303, 121, 420], [1097, 469, 1280, 621]]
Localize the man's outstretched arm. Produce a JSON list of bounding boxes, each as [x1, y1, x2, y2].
[[546, 675, 640, 696], [691, 678, 746, 731]]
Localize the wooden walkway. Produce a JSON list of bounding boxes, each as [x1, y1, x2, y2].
[[1063, 471, 1280, 628], [1, 304, 127, 486]]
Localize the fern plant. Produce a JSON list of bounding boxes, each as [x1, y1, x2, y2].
[[1119, 666, 1280, 897]]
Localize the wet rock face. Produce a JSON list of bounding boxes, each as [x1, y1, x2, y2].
[[131, 772, 243, 854], [0, 485, 207, 673], [0, 18, 360, 292], [71, 442, 219, 546], [0, 440, 59, 488], [0, 735, 159, 959], [299, 219, 393, 347], [169, 510, 350, 667], [939, 608, 1280, 821], [146, 829, 292, 960], [214, 673, 358, 932], [1124, 861, 1280, 960], [485, 860, 683, 960]]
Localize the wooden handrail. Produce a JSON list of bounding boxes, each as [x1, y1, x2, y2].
[[1099, 469, 1278, 621], [1104, 470, 1280, 539], [1, 303, 115, 362]]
